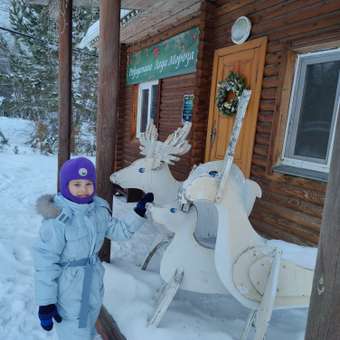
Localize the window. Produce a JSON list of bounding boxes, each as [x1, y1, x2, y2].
[[280, 49, 340, 178], [136, 80, 159, 137]]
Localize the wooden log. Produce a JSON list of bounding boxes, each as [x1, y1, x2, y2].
[[269, 11, 340, 42], [261, 188, 323, 219], [211, 0, 282, 26], [96, 305, 126, 340], [264, 64, 279, 77], [267, 41, 283, 53], [255, 133, 270, 146], [256, 122, 272, 134], [211, 0, 337, 43], [259, 99, 276, 111], [96, 3, 129, 338], [254, 172, 326, 197], [252, 203, 320, 240], [57, 0, 72, 183], [96, 0, 120, 262], [305, 79, 340, 339], [256, 197, 321, 232], [251, 165, 266, 178], [261, 88, 277, 100], [292, 28, 340, 51], [251, 219, 317, 246], [265, 52, 282, 65], [253, 144, 269, 157], [258, 112, 274, 122], [252, 154, 268, 168], [254, 177, 325, 206], [251, 0, 336, 35], [262, 76, 279, 89]]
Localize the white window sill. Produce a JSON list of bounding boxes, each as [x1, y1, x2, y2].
[[272, 164, 328, 182]]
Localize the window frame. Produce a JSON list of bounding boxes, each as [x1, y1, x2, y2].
[[280, 48, 340, 174], [136, 80, 159, 138]]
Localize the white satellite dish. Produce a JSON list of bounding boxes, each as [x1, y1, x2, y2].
[[231, 16, 252, 45]]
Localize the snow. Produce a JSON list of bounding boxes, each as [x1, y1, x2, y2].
[[0, 0, 14, 48], [78, 10, 132, 49], [0, 116, 310, 339], [267, 240, 317, 270], [0, 0, 11, 28]]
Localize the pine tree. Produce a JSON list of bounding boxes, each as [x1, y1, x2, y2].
[[0, 0, 100, 155], [72, 5, 99, 155], [1, 0, 58, 120], [0, 34, 13, 115]]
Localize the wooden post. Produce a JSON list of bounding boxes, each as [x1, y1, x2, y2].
[[95, 4, 125, 339], [305, 113, 340, 338], [58, 0, 72, 182], [96, 0, 121, 262]]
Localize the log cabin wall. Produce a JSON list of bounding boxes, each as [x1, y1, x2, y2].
[[116, 15, 202, 181], [208, 0, 340, 245], [116, 0, 340, 245]]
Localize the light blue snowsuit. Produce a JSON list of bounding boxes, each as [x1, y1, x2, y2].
[[32, 194, 144, 340]]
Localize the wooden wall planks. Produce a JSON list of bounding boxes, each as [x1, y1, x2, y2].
[[114, 0, 340, 245]]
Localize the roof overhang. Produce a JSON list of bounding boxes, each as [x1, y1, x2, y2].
[[25, 0, 202, 46]]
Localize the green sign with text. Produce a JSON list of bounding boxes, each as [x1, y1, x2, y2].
[[127, 27, 200, 84]]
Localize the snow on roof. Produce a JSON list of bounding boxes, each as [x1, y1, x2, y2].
[[78, 9, 140, 49], [78, 20, 99, 49]]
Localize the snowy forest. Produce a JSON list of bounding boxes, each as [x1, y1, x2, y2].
[[0, 0, 98, 155]]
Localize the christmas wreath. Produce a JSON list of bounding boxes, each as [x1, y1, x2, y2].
[[216, 71, 246, 116]]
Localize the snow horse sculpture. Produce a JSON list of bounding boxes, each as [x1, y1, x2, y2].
[[146, 89, 255, 326], [169, 89, 315, 340]]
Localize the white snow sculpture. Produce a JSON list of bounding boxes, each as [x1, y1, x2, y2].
[[176, 89, 316, 339], [146, 163, 263, 328], [110, 120, 192, 206], [147, 90, 254, 327], [148, 202, 226, 294], [109, 121, 193, 269], [110, 119, 261, 215], [179, 160, 262, 215], [185, 164, 315, 340], [110, 117, 260, 272]]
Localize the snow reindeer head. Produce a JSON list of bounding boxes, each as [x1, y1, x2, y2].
[[138, 119, 192, 169], [110, 120, 192, 205]]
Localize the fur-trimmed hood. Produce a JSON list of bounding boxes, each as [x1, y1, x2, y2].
[[36, 194, 111, 220], [36, 194, 61, 219]]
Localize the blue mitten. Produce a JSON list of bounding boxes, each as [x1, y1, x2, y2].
[[134, 192, 154, 217], [38, 304, 62, 331]]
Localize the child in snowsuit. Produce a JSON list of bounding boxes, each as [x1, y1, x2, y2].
[[32, 157, 153, 340]]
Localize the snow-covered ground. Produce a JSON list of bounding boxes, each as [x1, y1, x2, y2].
[[0, 116, 309, 339]]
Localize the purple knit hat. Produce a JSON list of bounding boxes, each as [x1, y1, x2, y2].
[[59, 157, 96, 204]]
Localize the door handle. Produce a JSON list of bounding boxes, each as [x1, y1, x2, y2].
[[210, 126, 217, 144]]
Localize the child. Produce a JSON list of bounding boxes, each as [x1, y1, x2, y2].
[[32, 157, 153, 340]]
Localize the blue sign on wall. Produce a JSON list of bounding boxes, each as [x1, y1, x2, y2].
[[182, 94, 194, 123]]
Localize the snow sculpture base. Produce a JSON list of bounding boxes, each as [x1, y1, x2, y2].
[[148, 268, 184, 327]]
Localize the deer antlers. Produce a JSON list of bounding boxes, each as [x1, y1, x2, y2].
[[138, 120, 192, 166]]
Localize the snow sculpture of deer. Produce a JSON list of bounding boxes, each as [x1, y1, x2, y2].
[[110, 120, 261, 215], [110, 121, 192, 206]]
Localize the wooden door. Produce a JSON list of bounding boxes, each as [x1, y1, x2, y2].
[[205, 37, 267, 177]]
